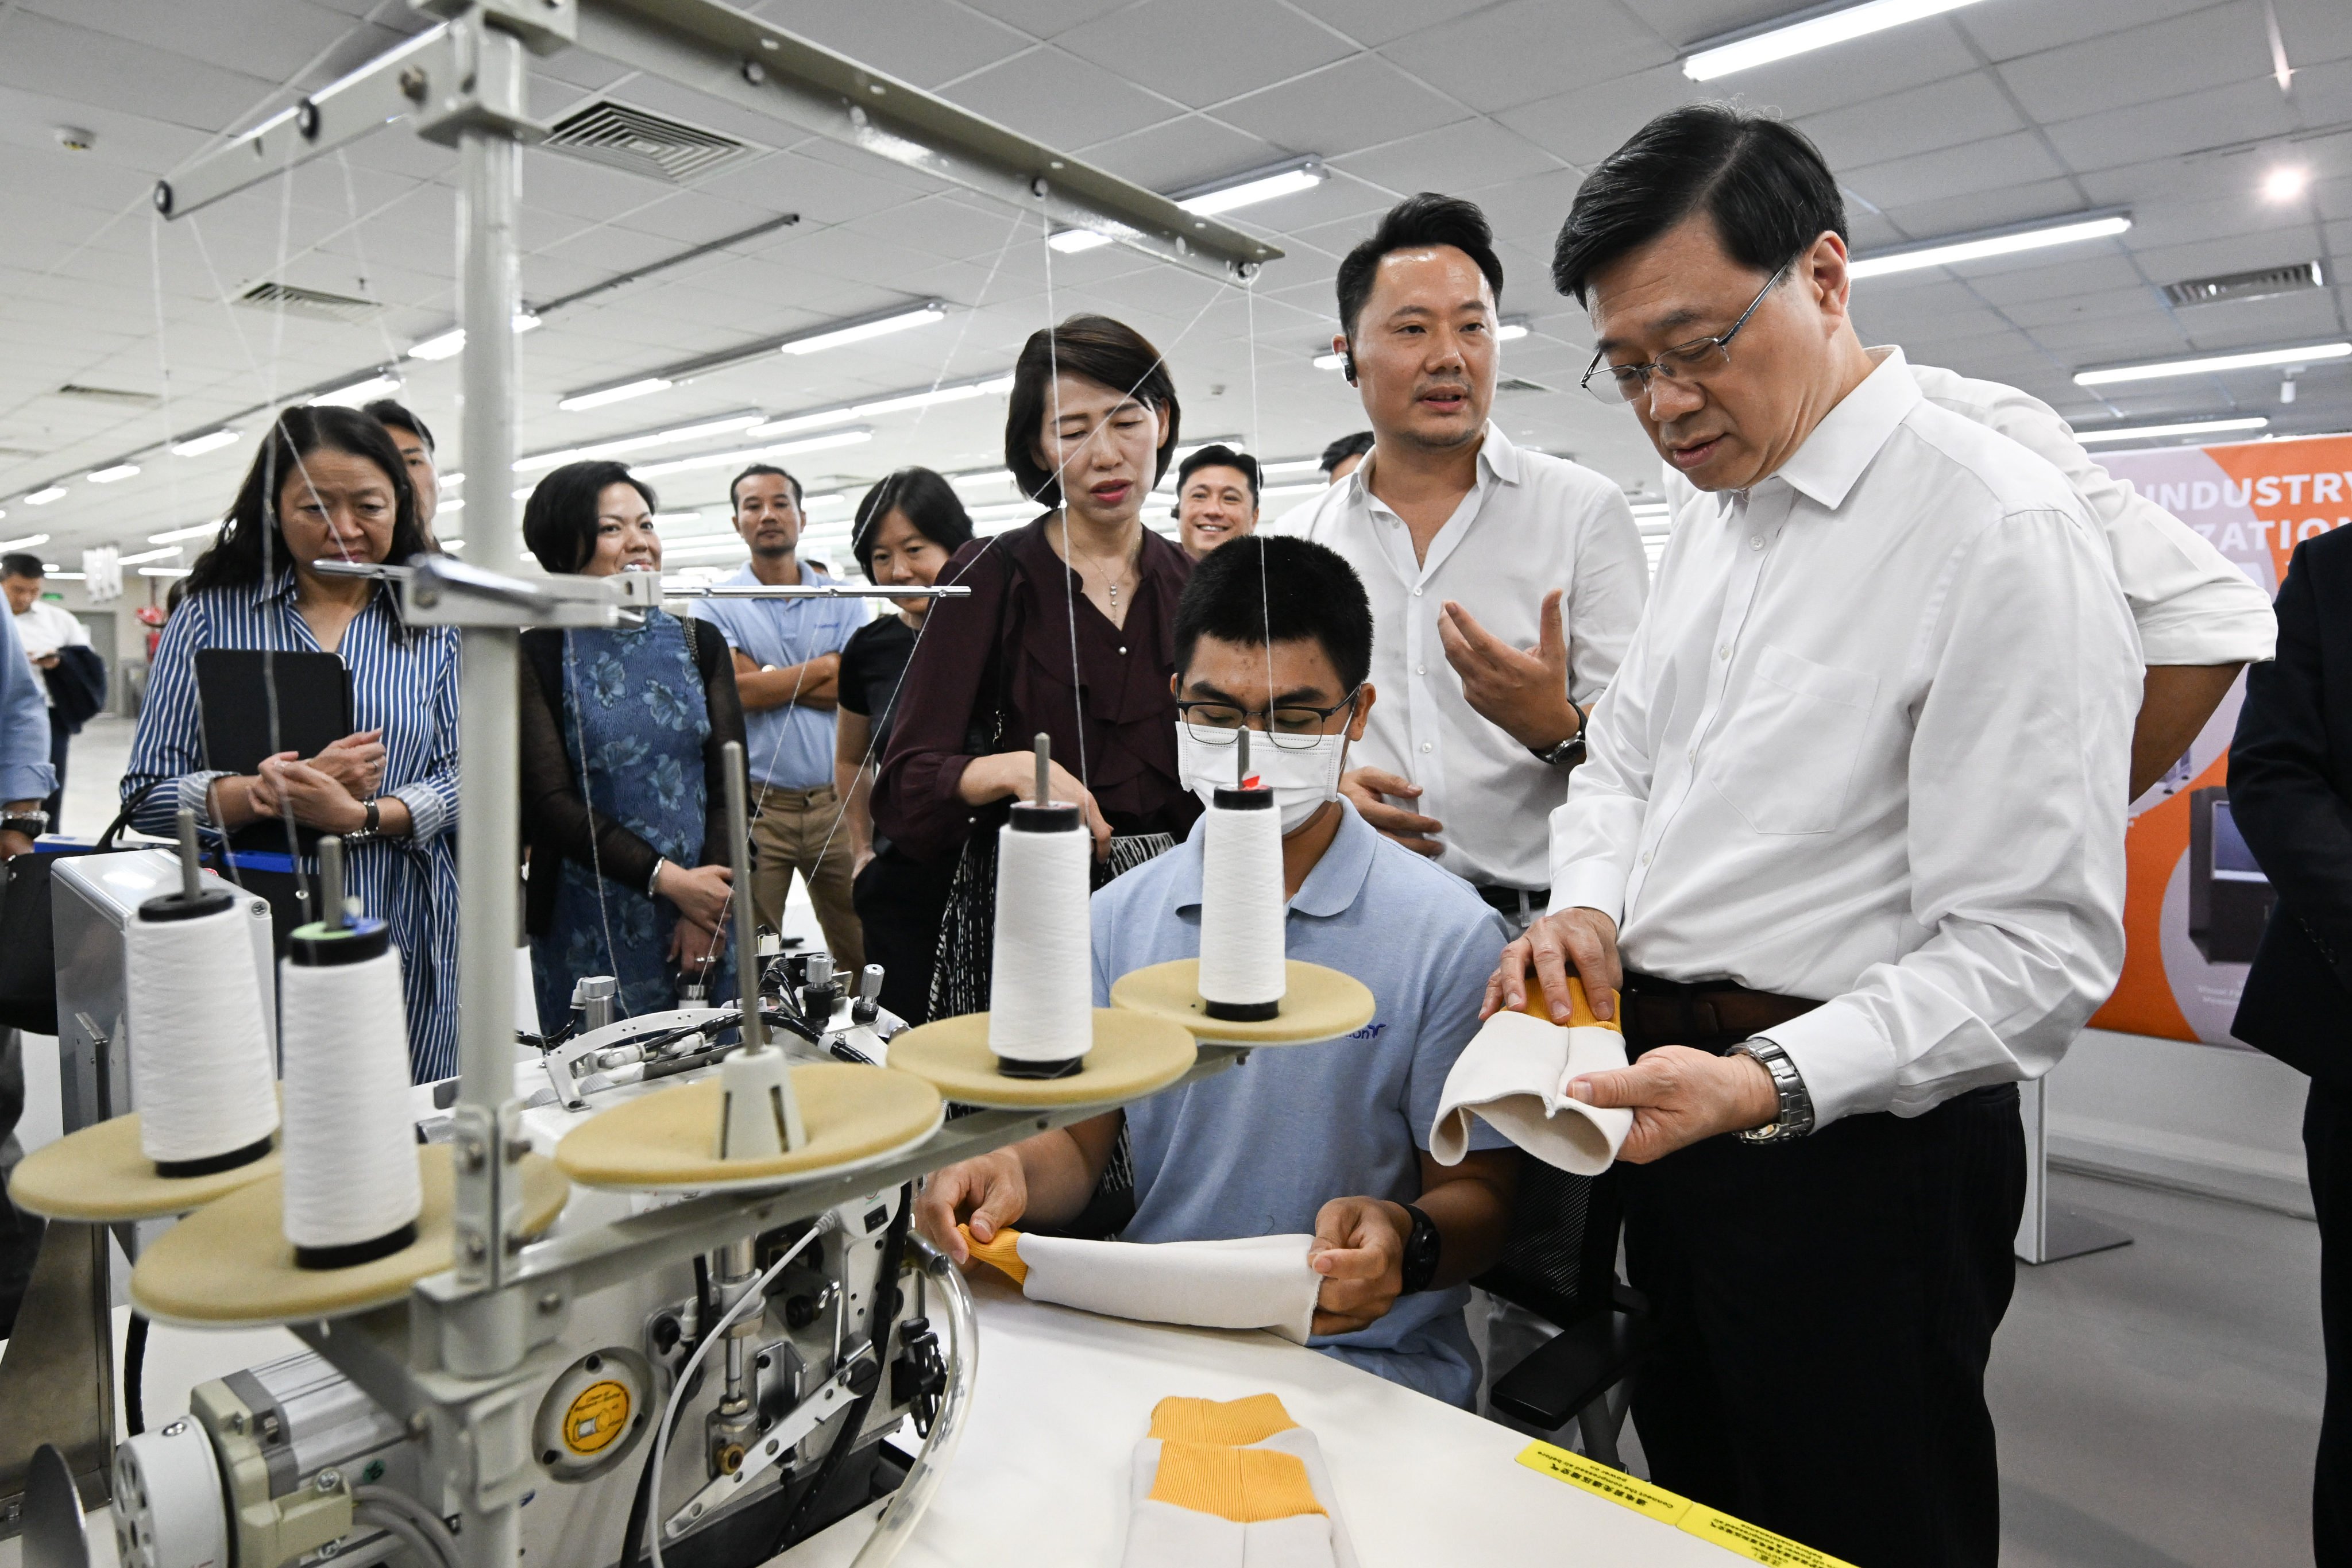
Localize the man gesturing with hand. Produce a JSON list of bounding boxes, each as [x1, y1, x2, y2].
[[1284, 192, 1646, 929]]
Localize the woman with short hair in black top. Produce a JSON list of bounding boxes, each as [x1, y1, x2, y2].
[[516, 459, 746, 1032], [835, 468, 972, 1025]]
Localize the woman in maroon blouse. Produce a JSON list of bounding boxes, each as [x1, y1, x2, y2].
[[874, 313, 1199, 1018]]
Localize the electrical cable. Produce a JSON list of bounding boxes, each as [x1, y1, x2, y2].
[[353, 1485, 460, 1568], [353, 1503, 455, 1568], [767, 1185, 912, 1557], [123, 1311, 148, 1436], [642, 1216, 835, 1568]]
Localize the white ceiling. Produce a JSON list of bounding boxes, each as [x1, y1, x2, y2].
[[0, 0, 2347, 578]]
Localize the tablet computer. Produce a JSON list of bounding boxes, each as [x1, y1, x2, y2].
[[194, 648, 353, 852]]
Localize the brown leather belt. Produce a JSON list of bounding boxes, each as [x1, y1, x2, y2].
[[1619, 971, 1822, 1057]]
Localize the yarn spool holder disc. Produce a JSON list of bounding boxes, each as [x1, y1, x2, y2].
[[887, 1007, 1198, 1109], [554, 1061, 944, 1193], [7, 1106, 282, 1222], [128, 1144, 569, 1327], [1109, 959, 1377, 1046]]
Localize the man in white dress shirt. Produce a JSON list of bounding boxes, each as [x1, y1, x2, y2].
[[1660, 364, 2277, 795], [1283, 194, 1650, 928], [1492, 107, 2143, 1565]]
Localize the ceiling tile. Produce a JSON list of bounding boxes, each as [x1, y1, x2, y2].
[[1797, 72, 2025, 171], [1998, 5, 2273, 123], [2042, 78, 2299, 173], [939, 45, 1180, 151], [1493, 65, 1698, 170], [951, 0, 1133, 41], [17, 0, 364, 91], [1281, 0, 1491, 49], [1059, 0, 1355, 111], [0, 10, 276, 136], [1844, 130, 2068, 212], [1330, 118, 1565, 198], [1214, 53, 1468, 156], [1385, 0, 1674, 114], [1077, 115, 1284, 192], [1957, 0, 2223, 65], [750, 0, 1031, 88]]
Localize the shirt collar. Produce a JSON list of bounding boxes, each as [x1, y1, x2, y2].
[[1168, 798, 1377, 918], [1351, 422, 1519, 509], [1763, 346, 1920, 512]]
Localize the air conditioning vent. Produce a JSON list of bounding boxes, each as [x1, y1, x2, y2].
[[544, 101, 756, 184], [1496, 376, 1552, 394], [236, 281, 382, 323], [53, 384, 159, 406], [2162, 261, 2323, 308]]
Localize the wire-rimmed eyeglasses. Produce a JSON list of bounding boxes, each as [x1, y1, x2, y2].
[[1175, 688, 1362, 750], [1580, 262, 1790, 405]]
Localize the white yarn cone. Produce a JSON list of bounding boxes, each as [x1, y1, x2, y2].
[[988, 805, 1094, 1071], [126, 902, 279, 1169], [1198, 786, 1285, 1019], [279, 936, 423, 1261]]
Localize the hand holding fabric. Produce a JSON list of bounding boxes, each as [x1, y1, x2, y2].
[[1306, 1198, 1407, 1336], [914, 1150, 1030, 1264], [1566, 1044, 1778, 1163]]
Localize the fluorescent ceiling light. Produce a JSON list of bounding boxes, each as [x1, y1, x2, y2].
[[170, 428, 241, 458], [45, 571, 84, 581], [441, 539, 464, 551], [513, 414, 766, 474], [949, 470, 1016, 491], [440, 472, 464, 488], [654, 511, 706, 526], [1684, 0, 1993, 80], [138, 566, 191, 578], [407, 312, 542, 361], [778, 303, 946, 357], [1312, 353, 1346, 371], [852, 375, 1014, 418], [2264, 167, 2309, 203], [1258, 459, 1323, 477], [87, 463, 140, 484], [1496, 320, 1530, 342], [1258, 482, 1327, 500], [0, 532, 50, 550], [559, 378, 673, 413], [804, 492, 851, 511], [309, 373, 403, 409], [2075, 341, 2352, 386], [439, 498, 464, 513], [1048, 229, 1116, 254], [117, 546, 181, 565], [1174, 159, 1326, 218], [1851, 213, 2131, 279], [632, 428, 872, 479], [2075, 416, 2271, 444], [148, 521, 223, 544], [748, 408, 863, 439], [21, 488, 65, 507], [662, 539, 754, 562]]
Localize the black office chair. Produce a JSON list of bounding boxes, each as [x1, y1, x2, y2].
[[1476, 1158, 1654, 1468]]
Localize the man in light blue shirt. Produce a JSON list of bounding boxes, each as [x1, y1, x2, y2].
[[916, 537, 1517, 1407], [689, 464, 868, 966], [0, 601, 57, 856]]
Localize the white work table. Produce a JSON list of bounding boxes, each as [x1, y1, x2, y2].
[[798, 1272, 1727, 1568], [14, 1282, 1727, 1568]]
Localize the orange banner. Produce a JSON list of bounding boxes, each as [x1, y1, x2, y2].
[[2088, 435, 2349, 1042]]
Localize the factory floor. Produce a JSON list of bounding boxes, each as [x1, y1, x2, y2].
[[49, 716, 2330, 1567]]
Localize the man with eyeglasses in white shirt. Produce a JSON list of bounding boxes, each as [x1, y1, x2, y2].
[[1488, 106, 2142, 1567], [1282, 192, 1650, 932]]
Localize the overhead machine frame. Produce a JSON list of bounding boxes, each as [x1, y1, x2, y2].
[[8, 1, 1285, 1561]]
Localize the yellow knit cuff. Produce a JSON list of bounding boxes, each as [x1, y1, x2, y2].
[[957, 1224, 1028, 1285], [1148, 1393, 1298, 1447], [1148, 1440, 1326, 1523]]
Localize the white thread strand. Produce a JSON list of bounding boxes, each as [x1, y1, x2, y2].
[[126, 906, 278, 1165], [1198, 797, 1286, 1010], [987, 821, 1093, 1064], [279, 945, 424, 1249]]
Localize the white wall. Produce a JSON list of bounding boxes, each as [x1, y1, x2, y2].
[[2048, 1028, 2313, 1218]]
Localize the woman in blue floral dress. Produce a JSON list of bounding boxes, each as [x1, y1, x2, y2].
[[519, 461, 746, 1031]]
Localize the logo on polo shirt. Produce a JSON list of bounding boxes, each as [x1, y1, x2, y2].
[[1348, 1021, 1387, 1041]]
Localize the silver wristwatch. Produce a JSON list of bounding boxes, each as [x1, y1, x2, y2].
[[1734, 1038, 1816, 1144], [1530, 706, 1586, 768]]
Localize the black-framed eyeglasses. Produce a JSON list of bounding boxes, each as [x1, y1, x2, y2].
[[1579, 262, 1790, 406], [1176, 687, 1362, 751]]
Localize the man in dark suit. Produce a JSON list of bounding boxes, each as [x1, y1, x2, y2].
[[2230, 522, 2352, 1562]]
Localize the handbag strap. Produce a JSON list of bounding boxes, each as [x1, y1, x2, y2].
[[95, 778, 172, 852]]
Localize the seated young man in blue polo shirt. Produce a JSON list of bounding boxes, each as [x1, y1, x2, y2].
[[914, 536, 1517, 1406]]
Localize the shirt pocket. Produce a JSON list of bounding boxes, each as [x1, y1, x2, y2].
[[1707, 643, 1878, 836]]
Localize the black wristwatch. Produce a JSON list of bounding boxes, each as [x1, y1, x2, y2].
[[1, 811, 49, 838], [345, 798, 383, 843], [1397, 1203, 1441, 1295], [1529, 704, 1586, 768]]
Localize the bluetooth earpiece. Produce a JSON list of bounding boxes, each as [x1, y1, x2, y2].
[[1342, 350, 1358, 386]]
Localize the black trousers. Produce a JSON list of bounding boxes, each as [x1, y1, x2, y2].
[[851, 847, 956, 1028], [40, 717, 66, 834], [1621, 1083, 2025, 1568], [2308, 1079, 2352, 1565]]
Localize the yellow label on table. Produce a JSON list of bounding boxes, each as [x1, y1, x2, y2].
[[563, 1379, 632, 1455], [1516, 1442, 1856, 1568]]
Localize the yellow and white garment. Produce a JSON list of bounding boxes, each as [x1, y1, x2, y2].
[[1123, 1395, 1358, 1568], [1429, 978, 1634, 1176], [959, 1226, 1321, 1343]]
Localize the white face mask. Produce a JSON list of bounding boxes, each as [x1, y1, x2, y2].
[[1176, 723, 1349, 835]]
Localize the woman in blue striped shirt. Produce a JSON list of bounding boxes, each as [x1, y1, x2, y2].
[[123, 408, 462, 1080]]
